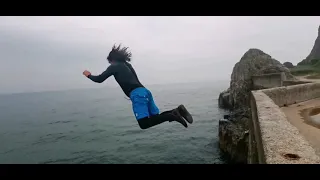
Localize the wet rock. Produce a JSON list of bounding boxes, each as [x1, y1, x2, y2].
[[219, 117, 249, 164]]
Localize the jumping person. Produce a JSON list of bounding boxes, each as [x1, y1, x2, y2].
[[83, 44, 193, 129]]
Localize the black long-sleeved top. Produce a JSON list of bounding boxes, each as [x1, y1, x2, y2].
[[87, 62, 144, 97]]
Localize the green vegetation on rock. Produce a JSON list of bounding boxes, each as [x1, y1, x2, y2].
[[297, 25, 320, 66], [311, 59, 320, 66], [290, 61, 320, 78]]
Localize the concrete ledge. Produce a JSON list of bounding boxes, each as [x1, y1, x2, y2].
[[251, 91, 320, 164], [283, 80, 311, 86], [262, 83, 320, 107], [252, 73, 284, 90]]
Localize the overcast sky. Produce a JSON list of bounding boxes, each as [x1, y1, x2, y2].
[[0, 16, 319, 94]]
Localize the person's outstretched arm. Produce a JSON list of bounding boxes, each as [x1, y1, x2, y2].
[[83, 65, 115, 83]]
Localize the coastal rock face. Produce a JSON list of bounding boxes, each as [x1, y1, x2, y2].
[[229, 49, 294, 109], [218, 89, 232, 109], [299, 25, 320, 65], [219, 109, 249, 163], [283, 62, 294, 68], [218, 48, 295, 163]]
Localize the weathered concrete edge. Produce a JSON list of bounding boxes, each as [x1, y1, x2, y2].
[[262, 82, 320, 107], [283, 80, 312, 86], [250, 83, 320, 164], [248, 92, 266, 164], [252, 72, 284, 90]]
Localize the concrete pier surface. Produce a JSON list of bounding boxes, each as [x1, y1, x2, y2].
[[282, 98, 320, 157], [249, 81, 320, 164]]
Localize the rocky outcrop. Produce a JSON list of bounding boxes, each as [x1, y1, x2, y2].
[[218, 48, 295, 163], [299, 25, 320, 65], [218, 89, 232, 109], [219, 108, 249, 163], [228, 49, 294, 109], [283, 62, 294, 68]]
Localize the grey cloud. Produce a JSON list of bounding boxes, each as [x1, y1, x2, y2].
[[0, 16, 319, 94]]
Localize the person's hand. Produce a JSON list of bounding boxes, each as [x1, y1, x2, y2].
[[83, 70, 91, 77]]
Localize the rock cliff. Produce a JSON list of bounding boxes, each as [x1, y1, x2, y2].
[[219, 48, 294, 109], [218, 49, 295, 163], [283, 62, 294, 68], [299, 25, 320, 65]]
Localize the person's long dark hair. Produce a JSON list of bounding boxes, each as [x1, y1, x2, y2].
[[107, 44, 132, 62]]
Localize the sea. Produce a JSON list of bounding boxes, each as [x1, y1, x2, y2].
[[0, 81, 229, 164]]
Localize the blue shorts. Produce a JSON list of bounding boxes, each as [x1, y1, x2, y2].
[[130, 87, 160, 120]]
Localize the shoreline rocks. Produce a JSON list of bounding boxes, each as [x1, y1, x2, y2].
[[218, 89, 232, 109], [218, 48, 295, 163]]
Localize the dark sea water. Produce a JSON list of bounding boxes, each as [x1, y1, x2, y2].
[[0, 81, 228, 164]]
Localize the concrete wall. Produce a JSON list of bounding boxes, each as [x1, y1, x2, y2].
[[251, 72, 311, 89], [252, 72, 285, 90], [283, 80, 311, 86], [248, 82, 320, 164], [262, 83, 320, 107], [248, 93, 265, 164]]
